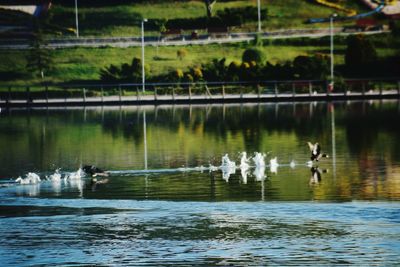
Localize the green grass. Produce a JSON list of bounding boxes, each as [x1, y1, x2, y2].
[[44, 0, 370, 37], [0, 42, 332, 85], [3, 24, 400, 87]]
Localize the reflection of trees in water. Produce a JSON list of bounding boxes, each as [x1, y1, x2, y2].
[[337, 102, 400, 160], [97, 104, 331, 146]]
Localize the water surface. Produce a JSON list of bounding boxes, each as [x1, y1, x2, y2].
[[1, 101, 400, 265]]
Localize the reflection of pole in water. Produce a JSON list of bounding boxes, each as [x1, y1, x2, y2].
[[261, 179, 265, 201], [143, 110, 148, 170], [275, 103, 279, 119], [292, 102, 296, 116], [222, 104, 226, 121], [144, 174, 149, 199], [362, 100, 366, 115], [398, 100, 400, 114], [189, 104, 192, 121], [330, 103, 336, 178], [101, 105, 104, 123], [83, 107, 87, 122], [155, 105, 159, 121], [206, 104, 212, 120]]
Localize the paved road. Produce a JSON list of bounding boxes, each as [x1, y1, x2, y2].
[[0, 27, 388, 49]]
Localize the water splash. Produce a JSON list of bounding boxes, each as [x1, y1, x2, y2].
[[239, 152, 250, 184], [8, 152, 314, 189], [270, 157, 279, 174], [64, 168, 84, 180], [240, 152, 250, 169], [221, 154, 236, 182], [252, 152, 266, 168], [15, 172, 41, 185], [253, 166, 266, 181], [46, 169, 62, 182], [290, 160, 296, 169]]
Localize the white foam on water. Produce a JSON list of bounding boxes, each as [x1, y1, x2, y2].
[[64, 168, 84, 180], [220, 154, 236, 182], [8, 152, 316, 191], [15, 172, 41, 185], [209, 164, 219, 172], [46, 169, 62, 182], [290, 160, 296, 169], [270, 157, 279, 174], [252, 152, 266, 168], [253, 166, 266, 181]]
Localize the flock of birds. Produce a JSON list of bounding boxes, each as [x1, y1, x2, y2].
[[11, 142, 329, 187]]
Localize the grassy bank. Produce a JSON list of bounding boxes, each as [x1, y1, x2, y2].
[[0, 42, 336, 85], [1, 33, 400, 86]]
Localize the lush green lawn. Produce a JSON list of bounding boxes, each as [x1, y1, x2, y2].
[[2, 35, 399, 87], [0, 42, 334, 85]]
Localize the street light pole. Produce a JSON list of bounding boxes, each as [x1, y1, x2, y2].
[[141, 19, 147, 93], [75, 0, 79, 38], [329, 13, 337, 91], [257, 0, 262, 32]]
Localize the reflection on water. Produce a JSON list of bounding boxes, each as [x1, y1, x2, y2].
[[2, 101, 399, 200], [1, 101, 400, 265]]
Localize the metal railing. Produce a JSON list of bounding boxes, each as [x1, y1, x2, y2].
[[1, 78, 399, 106]]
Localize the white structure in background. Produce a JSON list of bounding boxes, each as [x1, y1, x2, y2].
[[0, 2, 51, 17]]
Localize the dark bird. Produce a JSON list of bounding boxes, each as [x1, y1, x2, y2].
[[307, 142, 329, 161], [82, 165, 109, 177]]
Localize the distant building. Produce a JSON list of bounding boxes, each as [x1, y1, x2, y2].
[[361, 0, 400, 19], [0, 0, 51, 17]]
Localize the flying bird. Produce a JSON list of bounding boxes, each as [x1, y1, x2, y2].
[[307, 142, 329, 162]]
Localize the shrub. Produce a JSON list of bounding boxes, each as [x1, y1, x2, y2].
[[293, 55, 329, 80], [175, 69, 184, 80], [192, 67, 203, 81], [345, 34, 377, 75], [242, 48, 265, 64], [177, 48, 188, 60]]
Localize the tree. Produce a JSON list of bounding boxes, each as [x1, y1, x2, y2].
[[100, 64, 121, 82], [293, 55, 329, 80], [345, 34, 377, 75], [202, 58, 227, 81], [177, 48, 188, 60], [204, 0, 217, 18], [26, 21, 52, 79], [242, 48, 265, 64], [100, 57, 149, 83]]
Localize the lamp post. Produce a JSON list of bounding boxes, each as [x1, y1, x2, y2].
[[141, 19, 148, 93], [75, 0, 79, 37], [329, 13, 337, 92], [257, 0, 262, 32]]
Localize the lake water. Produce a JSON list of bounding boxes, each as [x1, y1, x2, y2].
[[1, 101, 400, 266]]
